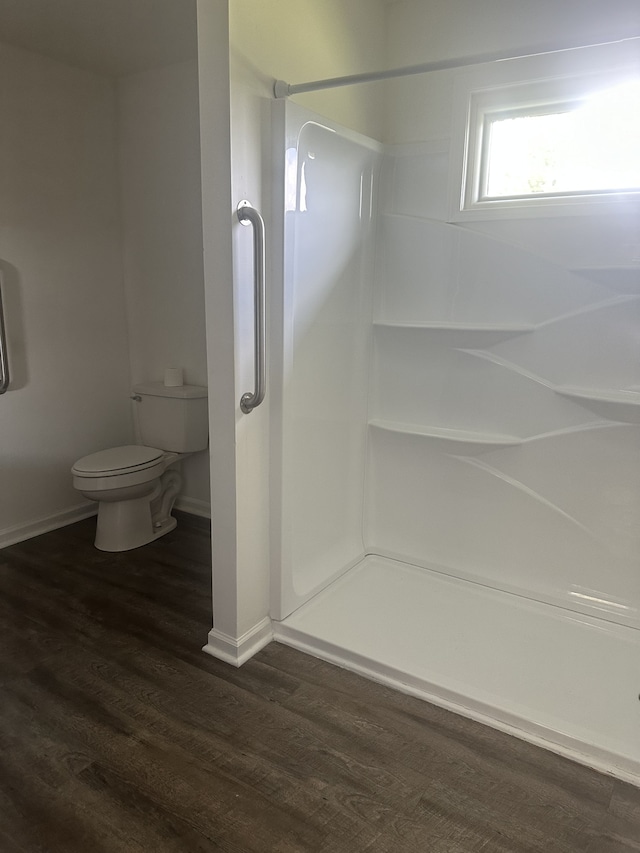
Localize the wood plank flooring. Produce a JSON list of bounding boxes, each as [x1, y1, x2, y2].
[[0, 514, 638, 852]]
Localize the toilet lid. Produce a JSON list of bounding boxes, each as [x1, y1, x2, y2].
[[72, 445, 164, 476]]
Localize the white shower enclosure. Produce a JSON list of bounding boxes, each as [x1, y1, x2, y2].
[[267, 99, 640, 785]]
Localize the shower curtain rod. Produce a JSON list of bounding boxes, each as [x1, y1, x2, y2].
[[273, 36, 635, 98]]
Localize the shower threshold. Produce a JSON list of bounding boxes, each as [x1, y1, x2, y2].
[[273, 555, 640, 786]]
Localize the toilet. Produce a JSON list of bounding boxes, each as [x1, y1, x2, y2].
[[72, 382, 208, 552]]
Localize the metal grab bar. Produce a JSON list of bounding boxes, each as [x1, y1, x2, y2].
[[0, 280, 10, 394], [237, 200, 266, 414]]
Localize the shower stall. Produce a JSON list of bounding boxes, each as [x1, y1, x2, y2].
[[263, 95, 640, 785]]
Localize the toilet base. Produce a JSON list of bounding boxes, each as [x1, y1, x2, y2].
[[94, 494, 177, 552]]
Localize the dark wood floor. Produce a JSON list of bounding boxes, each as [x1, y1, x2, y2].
[[0, 515, 638, 852]]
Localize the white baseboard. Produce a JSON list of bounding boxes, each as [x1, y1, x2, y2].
[[202, 617, 273, 667], [273, 623, 640, 788], [0, 503, 97, 550], [0, 497, 208, 551], [174, 495, 211, 518]]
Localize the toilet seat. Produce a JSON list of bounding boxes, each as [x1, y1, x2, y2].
[[72, 445, 164, 478]]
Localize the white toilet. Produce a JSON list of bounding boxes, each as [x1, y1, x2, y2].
[[72, 382, 208, 552]]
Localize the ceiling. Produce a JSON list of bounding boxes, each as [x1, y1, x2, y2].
[[0, 0, 198, 77]]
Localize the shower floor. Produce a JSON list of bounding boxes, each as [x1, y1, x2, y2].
[[274, 555, 640, 785]]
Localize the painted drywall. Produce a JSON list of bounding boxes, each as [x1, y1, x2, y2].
[[230, 0, 387, 140], [117, 60, 210, 512], [0, 0, 198, 78], [0, 40, 132, 544], [383, 0, 640, 144], [197, 0, 255, 658], [227, 75, 272, 641], [385, 0, 638, 66]]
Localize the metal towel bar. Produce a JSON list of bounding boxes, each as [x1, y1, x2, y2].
[[237, 200, 266, 414], [0, 281, 10, 394]]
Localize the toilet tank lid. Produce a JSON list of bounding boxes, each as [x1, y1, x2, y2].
[[132, 382, 208, 399]]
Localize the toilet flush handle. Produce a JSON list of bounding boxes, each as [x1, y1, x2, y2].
[[131, 394, 142, 402]]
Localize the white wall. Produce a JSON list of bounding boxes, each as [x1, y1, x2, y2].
[[0, 41, 133, 545], [383, 0, 640, 144], [385, 0, 638, 65], [230, 0, 387, 140], [117, 60, 210, 511], [226, 67, 272, 645], [198, 0, 259, 664]]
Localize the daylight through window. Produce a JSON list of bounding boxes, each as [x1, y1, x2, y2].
[[480, 80, 640, 200]]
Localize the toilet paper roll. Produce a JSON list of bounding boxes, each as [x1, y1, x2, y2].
[[164, 367, 184, 387]]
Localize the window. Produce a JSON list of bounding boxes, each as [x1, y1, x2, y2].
[[480, 82, 640, 201], [448, 40, 640, 220]]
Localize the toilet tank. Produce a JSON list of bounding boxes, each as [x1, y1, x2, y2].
[[132, 382, 208, 453]]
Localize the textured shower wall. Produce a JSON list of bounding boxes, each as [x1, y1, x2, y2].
[[367, 212, 640, 626], [366, 6, 640, 627], [273, 105, 381, 619]]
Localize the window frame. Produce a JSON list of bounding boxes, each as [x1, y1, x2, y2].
[[447, 40, 640, 222], [478, 100, 588, 202]]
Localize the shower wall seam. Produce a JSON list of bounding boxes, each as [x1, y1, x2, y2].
[[359, 152, 386, 558]]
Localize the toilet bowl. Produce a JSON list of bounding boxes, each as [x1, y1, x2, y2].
[[72, 380, 208, 552], [72, 445, 184, 552]]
